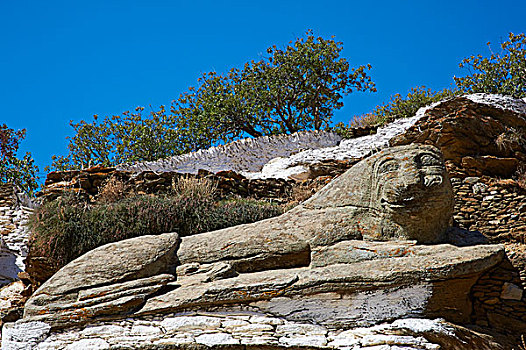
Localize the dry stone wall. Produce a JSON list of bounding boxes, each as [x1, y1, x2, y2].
[[451, 175, 526, 244], [3, 315, 499, 350], [0, 185, 34, 285], [116, 130, 346, 175], [471, 258, 526, 337]]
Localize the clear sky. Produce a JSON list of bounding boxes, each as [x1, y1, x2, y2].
[[2, 0, 526, 179]]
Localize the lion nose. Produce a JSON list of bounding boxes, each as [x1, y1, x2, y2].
[[424, 174, 443, 187]]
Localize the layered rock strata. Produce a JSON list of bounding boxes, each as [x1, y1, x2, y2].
[[12, 144, 526, 349]]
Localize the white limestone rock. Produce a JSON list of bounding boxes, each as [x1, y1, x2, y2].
[[160, 316, 222, 332], [2, 321, 51, 350], [195, 333, 239, 346]]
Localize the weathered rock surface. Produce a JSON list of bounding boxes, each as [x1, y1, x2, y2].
[[23, 233, 179, 328], [0, 184, 34, 285], [141, 242, 504, 327], [3, 316, 505, 350], [391, 94, 526, 170]]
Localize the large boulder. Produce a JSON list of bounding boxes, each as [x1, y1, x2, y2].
[[23, 232, 179, 328]]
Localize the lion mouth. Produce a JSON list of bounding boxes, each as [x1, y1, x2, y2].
[[380, 196, 417, 208]]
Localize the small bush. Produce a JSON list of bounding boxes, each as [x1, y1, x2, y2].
[[350, 86, 457, 127], [209, 198, 284, 231], [28, 191, 283, 274], [97, 176, 133, 203]]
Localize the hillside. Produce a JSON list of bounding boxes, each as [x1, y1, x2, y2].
[[1, 93, 526, 349]]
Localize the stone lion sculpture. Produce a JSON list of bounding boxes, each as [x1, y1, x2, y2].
[[178, 143, 454, 272], [24, 144, 455, 326]]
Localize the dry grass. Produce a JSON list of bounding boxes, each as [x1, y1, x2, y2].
[[97, 177, 132, 203], [171, 176, 217, 201]]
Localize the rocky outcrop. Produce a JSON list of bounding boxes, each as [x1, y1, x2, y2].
[[391, 94, 526, 172], [16, 144, 526, 350], [24, 233, 180, 328]]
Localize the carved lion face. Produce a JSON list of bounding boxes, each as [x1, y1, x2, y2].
[[301, 144, 454, 244], [367, 144, 453, 242], [372, 146, 449, 212]]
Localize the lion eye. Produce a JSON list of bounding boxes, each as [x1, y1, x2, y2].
[[378, 160, 399, 174], [419, 154, 441, 166]]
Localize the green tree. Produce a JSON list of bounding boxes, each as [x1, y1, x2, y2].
[[50, 106, 184, 171], [172, 30, 376, 147], [51, 31, 376, 170], [0, 124, 39, 194], [454, 32, 526, 98]]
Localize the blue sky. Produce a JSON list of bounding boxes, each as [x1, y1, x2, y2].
[[2, 0, 526, 179]]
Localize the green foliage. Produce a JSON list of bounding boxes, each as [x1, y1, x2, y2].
[[50, 31, 375, 170], [49, 106, 184, 171], [343, 86, 457, 128], [454, 32, 526, 98], [28, 191, 283, 271], [172, 30, 376, 144], [0, 124, 39, 194], [208, 198, 284, 232]]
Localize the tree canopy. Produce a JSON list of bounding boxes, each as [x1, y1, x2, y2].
[[0, 124, 39, 194], [50, 31, 376, 171], [454, 32, 526, 98], [50, 30, 526, 172], [172, 30, 376, 144], [49, 106, 183, 171]]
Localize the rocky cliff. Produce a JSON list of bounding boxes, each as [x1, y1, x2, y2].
[[2, 94, 526, 349]]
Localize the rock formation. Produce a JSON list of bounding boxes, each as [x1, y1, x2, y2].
[[5, 94, 526, 349], [11, 143, 522, 349]]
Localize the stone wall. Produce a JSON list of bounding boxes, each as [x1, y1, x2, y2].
[[0, 185, 34, 286], [471, 258, 526, 336], [39, 160, 355, 204], [116, 129, 346, 175], [3, 315, 496, 349], [451, 175, 526, 244]]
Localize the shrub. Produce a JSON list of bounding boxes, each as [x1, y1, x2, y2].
[[28, 191, 283, 274], [350, 86, 457, 128], [209, 198, 284, 231], [97, 176, 133, 203], [454, 32, 526, 98]]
